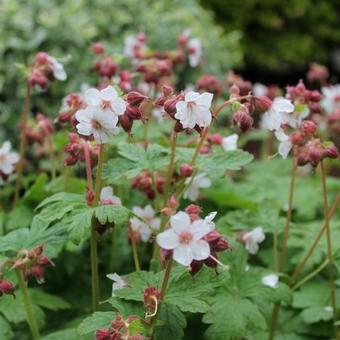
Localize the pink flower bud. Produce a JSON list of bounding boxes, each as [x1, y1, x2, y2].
[[179, 163, 194, 177], [95, 328, 111, 340], [168, 195, 178, 209], [125, 105, 143, 120], [162, 84, 174, 97], [289, 131, 304, 146], [86, 189, 95, 206], [65, 154, 78, 166], [185, 204, 201, 215], [0, 279, 15, 296], [126, 91, 147, 106], [300, 120, 317, 136], [119, 115, 133, 133], [144, 286, 161, 310], [35, 52, 49, 64], [229, 84, 240, 96], [322, 144, 339, 159], [255, 96, 272, 112], [91, 42, 105, 55], [207, 133, 223, 145], [233, 109, 253, 132], [161, 207, 172, 216], [32, 265, 45, 283]]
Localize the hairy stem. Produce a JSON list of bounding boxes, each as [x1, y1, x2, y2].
[[83, 142, 94, 192], [131, 238, 141, 271], [269, 156, 297, 340], [320, 160, 337, 327], [90, 143, 105, 312], [160, 259, 173, 300], [16, 269, 40, 340], [13, 85, 31, 206], [291, 194, 339, 281]]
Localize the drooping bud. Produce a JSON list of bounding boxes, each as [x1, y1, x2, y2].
[[144, 286, 161, 312], [91, 42, 105, 55], [322, 144, 339, 159], [207, 133, 223, 145], [255, 96, 272, 112], [0, 279, 15, 297], [185, 204, 201, 215], [168, 195, 178, 209], [300, 120, 317, 136], [179, 163, 194, 177], [119, 115, 133, 133], [127, 91, 147, 106], [126, 105, 143, 120], [229, 84, 240, 97], [233, 109, 253, 132], [95, 328, 111, 340]]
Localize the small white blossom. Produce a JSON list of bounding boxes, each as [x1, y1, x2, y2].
[[262, 97, 294, 131], [222, 134, 239, 152], [252, 83, 268, 97], [184, 173, 211, 201], [48, 56, 67, 81], [242, 227, 265, 254], [262, 274, 279, 288], [274, 129, 292, 159], [100, 186, 121, 205], [75, 86, 126, 143], [188, 38, 202, 67], [106, 273, 127, 295], [130, 205, 160, 242], [175, 91, 213, 129], [320, 84, 340, 114], [0, 141, 19, 175], [124, 35, 145, 63], [156, 211, 213, 266]]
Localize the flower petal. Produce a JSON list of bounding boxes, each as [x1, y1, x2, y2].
[[170, 211, 191, 233], [190, 220, 212, 240], [173, 244, 193, 266], [190, 240, 210, 261], [156, 229, 179, 250], [85, 88, 101, 106]]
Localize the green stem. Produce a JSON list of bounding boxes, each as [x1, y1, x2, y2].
[[131, 238, 141, 271], [13, 84, 31, 206], [269, 156, 297, 340], [292, 259, 329, 291], [90, 143, 105, 312], [160, 259, 173, 300], [291, 194, 339, 282], [16, 269, 40, 340], [320, 160, 337, 328]]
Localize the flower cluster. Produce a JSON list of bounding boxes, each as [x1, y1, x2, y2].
[[95, 314, 144, 340], [156, 208, 229, 272], [131, 171, 165, 200], [13, 245, 53, 284], [58, 92, 86, 125], [28, 52, 66, 90]]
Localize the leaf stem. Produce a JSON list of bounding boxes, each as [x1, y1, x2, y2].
[[291, 194, 339, 281], [83, 142, 94, 192], [160, 259, 173, 300], [320, 160, 337, 328], [131, 238, 141, 271], [13, 84, 31, 206], [16, 269, 40, 340], [90, 143, 105, 312]]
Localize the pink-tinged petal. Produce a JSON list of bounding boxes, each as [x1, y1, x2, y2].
[[196, 92, 213, 109], [190, 220, 211, 240], [156, 229, 179, 250], [100, 186, 114, 201], [175, 100, 187, 114], [273, 97, 294, 113], [75, 108, 93, 123], [112, 97, 127, 116], [100, 85, 118, 102], [190, 240, 210, 261], [173, 244, 193, 266], [76, 122, 93, 136], [85, 88, 101, 106], [185, 91, 200, 102], [170, 211, 191, 233]]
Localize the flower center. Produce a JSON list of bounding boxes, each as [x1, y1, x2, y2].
[[91, 119, 102, 129], [101, 100, 111, 109], [187, 101, 196, 109], [178, 231, 193, 244]]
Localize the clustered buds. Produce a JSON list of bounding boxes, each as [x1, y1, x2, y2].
[[13, 245, 53, 284], [0, 279, 15, 297], [95, 314, 144, 340], [28, 52, 66, 90], [232, 105, 254, 133], [196, 74, 222, 96], [58, 93, 86, 125], [119, 91, 148, 133], [64, 133, 99, 166], [137, 59, 173, 85], [226, 71, 252, 96], [94, 56, 119, 79], [131, 171, 165, 200]]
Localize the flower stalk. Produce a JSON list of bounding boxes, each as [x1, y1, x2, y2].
[[16, 269, 40, 340]]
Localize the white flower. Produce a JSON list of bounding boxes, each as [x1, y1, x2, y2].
[[156, 211, 213, 266], [204, 211, 217, 230], [262, 97, 294, 131], [184, 173, 211, 201], [175, 91, 213, 129], [262, 274, 279, 288], [48, 56, 67, 81], [274, 129, 292, 159], [75, 86, 126, 143], [100, 186, 121, 205], [242, 227, 265, 254], [188, 38, 202, 67], [0, 141, 19, 175], [222, 134, 239, 152], [124, 35, 145, 61], [252, 83, 268, 97], [130, 205, 160, 242], [320, 84, 340, 114], [106, 273, 127, 295]]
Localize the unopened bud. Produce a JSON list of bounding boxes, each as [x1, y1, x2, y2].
[[127, 91, 147, 106], [125, 105, 143, 120], [0, 279, 15, 296], [179, 163, 194, 177], [91, 42, 105, 55], [229, 84, 240, 96], [255, 96, 272, 112], [300, 120, 317, 136], [118, 115, 133, 133], [86, 189, 95, 206], [208, 133, 223, 145]]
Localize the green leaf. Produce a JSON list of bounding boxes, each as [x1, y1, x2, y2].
[[153, 303, 186, 340], [203, 294, 266, 340], [68, 208, 94, 244], [197, 149, 253, 178], [5, 204, 33, 231], [29, 289, 71, 311], [94, 205, 130, 225], [107, 297, 144, 318], [41, 328, 92, 340], [36, 192, 84, 210], [0, 315, 13, 339], [300, 306, 333, 324], [77, 312, 115, 335]]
